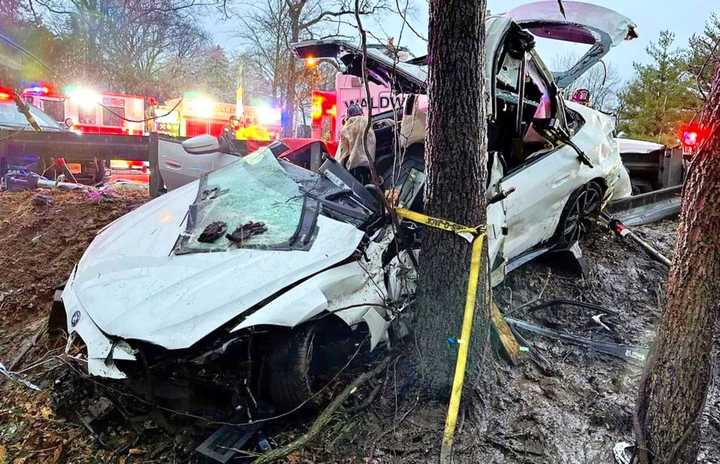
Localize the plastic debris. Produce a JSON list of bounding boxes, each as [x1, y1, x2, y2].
[[0, 361, 41, 391]]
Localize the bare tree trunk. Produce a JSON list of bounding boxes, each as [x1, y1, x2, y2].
[[283, 57, 297, 137], [414, 0, 488, 397], [282, 17, 300, 137], [634, 65, 720, 464]]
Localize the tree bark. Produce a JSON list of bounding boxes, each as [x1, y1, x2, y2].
[[414, 0, 488, 397], [634, 65, 720, 464], [282, 8, 301, 138], [283, 54, 297, 137]]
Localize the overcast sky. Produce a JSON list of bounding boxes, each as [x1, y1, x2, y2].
[[207, 0, 718, 83]]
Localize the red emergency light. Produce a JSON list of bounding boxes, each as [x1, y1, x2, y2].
[[311, 91, 337, 122], [679, 122, 710, 157], [0, 87, 14, 101], [682, 130, 698, 147]]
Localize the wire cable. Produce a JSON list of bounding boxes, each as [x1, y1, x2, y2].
[[96, 98, 183, 124]]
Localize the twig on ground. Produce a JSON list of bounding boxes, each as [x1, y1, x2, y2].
[[9, 325, 47, 370], [346, 383, 383, 414], [252, 356, 396, 464]]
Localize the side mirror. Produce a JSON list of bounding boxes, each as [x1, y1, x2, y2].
[[182, 134, 220, 154], [64, 117, 73, 129]]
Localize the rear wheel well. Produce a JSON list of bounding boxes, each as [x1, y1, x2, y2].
[[553, 179, 605, 247]]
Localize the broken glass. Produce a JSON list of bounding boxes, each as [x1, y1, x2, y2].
[[176, 147, 305, 253]]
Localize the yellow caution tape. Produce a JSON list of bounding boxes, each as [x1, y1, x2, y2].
[[395, 208, 484, 236], [392, 207, 485, 460]]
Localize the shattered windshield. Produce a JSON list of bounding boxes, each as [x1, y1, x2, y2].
[[175, 147, 306, 253]]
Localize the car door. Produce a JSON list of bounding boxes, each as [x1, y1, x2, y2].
[[495, 51, 583, 262]]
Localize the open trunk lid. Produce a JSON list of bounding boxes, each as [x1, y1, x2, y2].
[[507, 1, 637, 89]]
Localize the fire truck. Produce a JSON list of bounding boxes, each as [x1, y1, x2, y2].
[[310, 73, 407, 154], [18, 84, 148, 183], [21, 84, 145, 135], [154, 93, 282, 140]]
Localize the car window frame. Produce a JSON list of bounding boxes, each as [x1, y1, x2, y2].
[[498, 50, 572, 181]]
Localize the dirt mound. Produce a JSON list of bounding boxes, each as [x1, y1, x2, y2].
[[0, 188, 148, 463], [0, 188, 147, 329]]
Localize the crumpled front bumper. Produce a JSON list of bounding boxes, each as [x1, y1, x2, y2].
[[61, 268, 136, 379]]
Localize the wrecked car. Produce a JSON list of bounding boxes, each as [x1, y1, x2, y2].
[[292, 0, 636, 282], [51, 147, 416, 415], [155, 2, 637, 285], [50, 1, 638, 417]]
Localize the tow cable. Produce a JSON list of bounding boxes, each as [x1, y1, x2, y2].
[[600, 212, 671, 268]]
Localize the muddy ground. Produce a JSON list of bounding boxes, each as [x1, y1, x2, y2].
[[0, 189, 717, 463]]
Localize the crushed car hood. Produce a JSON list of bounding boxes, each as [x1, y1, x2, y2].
[[65, 181, 365, 350], [506, 1, 637, 88]]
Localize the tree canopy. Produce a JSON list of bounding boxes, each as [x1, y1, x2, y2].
[[617, 31, 701, 144]]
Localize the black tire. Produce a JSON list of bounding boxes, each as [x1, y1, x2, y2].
[[554, 181, 604, 247], [266, 320, 352, 411]]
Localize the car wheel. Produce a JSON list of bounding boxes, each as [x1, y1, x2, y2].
[[266, 320, 352, 411], [555, 181, 604, 247]]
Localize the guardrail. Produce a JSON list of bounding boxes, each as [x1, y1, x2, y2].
[[0, 130, 165, 197]]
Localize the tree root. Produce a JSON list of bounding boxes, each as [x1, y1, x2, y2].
[[252, 356, 396, 464]]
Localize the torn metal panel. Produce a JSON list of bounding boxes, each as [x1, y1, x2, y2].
[[230, 232, 408, 350]]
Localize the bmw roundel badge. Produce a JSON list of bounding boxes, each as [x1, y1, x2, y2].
[[71, 310, 81, 327]]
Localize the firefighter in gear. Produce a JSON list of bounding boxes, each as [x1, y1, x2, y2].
[[336, 103, 375, 184]]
